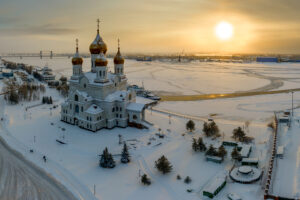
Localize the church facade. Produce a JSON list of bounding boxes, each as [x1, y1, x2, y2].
[[61, 23, 146, 132]]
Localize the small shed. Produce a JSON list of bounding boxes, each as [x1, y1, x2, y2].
[[242, 157, 259, 166], [206, 155, 223, 164], [203, 173, 227, 198], [277, 146, 284, 158]]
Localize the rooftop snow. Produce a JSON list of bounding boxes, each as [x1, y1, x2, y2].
[[126, 103, 145, 112], [203, 172, 226, 194], [105, 90, 128, 102], [86, 104, 103, 114]]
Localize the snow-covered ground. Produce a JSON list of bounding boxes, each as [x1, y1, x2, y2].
[[2, 93, 270, 200], [2, 57, 300, 199], [272, 113, 300, 198]]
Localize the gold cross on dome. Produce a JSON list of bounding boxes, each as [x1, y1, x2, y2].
[[97, 18, 100, 31]]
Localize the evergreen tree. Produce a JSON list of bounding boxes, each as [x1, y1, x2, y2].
[[231, 147, 241, 161], [107, 153, 116, 168], [155, 155, 173, 174], [203, 121, 219, 137], [141, 174, 151, 185], [192, 138, 198, 152], [232, 127, 246, 142], [184, 176, 192, 184], [100, 147, 115, 168], [100, 147, 109, 168], [121, 143, 130, 163], [217, 145, 227, 159], [203, 122, 209, 136], [197, 137, 207, 152], [210, 121, 219, 136], [186, 120, 195, 132], [205, 145, 217, 156]]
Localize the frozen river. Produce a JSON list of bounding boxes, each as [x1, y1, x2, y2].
[[6, 57, 300, 96]]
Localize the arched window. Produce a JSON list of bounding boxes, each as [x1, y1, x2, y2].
[[83, 84, 86, 88], [112, 108, 115, 112], [74, 95, 78, 101], [81, 106, 83, 112], [99, 71, 102, 76], [75, 105, 79, 113], [129, 94, 132, 100], [133, 115, 137, 120]]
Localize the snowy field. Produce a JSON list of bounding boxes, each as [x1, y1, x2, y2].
[[1, 57, 300, 199]]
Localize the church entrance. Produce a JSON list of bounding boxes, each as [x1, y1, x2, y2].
[[74, 118, 78, 125]]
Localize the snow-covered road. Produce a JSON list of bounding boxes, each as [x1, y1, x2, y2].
[[0, 136, 77, 200]]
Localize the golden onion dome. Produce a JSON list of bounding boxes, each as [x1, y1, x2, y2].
[[114, 48, 124, 64], [99, 40, 107, 54], [72, 39, 83, 65], [89, 31, 107, 54], [72, 56, 83, 65], [95, 53, 108, 66]]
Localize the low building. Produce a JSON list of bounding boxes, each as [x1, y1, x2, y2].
[[203, 173, 227, 198], [206, 155, 223, 164], [35, 66, 55, 82], [2, 69, 13, 78], [256, 57, 278, 62], [238, 144, 252, 158], [222, 140, 238, 147], [279, 115, 289, 123], [276, 146, 284, 158], [242, 157, 259, 166]]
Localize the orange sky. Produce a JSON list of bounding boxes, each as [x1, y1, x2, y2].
[[1, 0, 300, 54]]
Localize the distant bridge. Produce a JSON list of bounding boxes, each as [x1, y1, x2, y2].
[[1, 51, 90, 59]]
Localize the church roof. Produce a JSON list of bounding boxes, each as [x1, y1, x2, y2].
[[86, 104, 103, 114], [126, 103, 145, 112], [76, 90, 93, 101], [105, 90, 128, 102]]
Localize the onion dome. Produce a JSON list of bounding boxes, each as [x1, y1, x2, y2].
[[89, 19, 107, 54], [114, 39, 124, 64], [72, 39, 83, 65], [95, 52, 107, 66]]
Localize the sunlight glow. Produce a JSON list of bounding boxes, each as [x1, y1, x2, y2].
[[215, 21, 234, 40]]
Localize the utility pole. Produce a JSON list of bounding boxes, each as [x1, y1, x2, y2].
[[292, 91, 294, 117]]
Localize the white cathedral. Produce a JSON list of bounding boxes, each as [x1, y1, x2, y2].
[[61, 23, 146, 132]]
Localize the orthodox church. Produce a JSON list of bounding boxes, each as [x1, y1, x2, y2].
[[61, 21, 146, 132]]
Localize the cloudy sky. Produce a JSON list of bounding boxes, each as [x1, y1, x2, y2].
[[1, 0, 300, 54]]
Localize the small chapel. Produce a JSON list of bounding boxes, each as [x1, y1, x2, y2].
[[61, 20, 146, 132]]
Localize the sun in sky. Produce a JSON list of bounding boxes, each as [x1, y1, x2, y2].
[[215, 21, 234, 41]]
